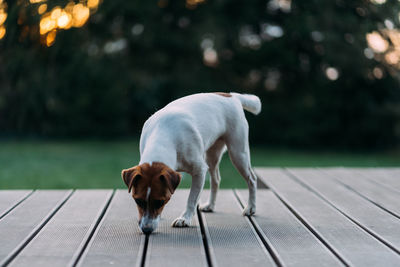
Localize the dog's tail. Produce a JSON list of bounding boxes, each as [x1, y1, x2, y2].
[[231, 93, 262, 115]]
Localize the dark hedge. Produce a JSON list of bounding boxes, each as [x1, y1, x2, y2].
[[0, 0, 399, 149]]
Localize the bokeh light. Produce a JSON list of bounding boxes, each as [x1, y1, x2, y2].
[[186, 0, 206, 9], [38, 4, 47, 15], [373, 67, 384, 79], [72, 4, 90, 27], [366, 28, 400, 69], [30, 0, 46, 3], [34, 1, 101, 46], [366, 31, 388, 53], [203, 47, 218, 67], [51, 7, 62, 20], [40, 15, 56, 35], [268, 0, 292, 13], [384, 51, 399, 65], [370, 0, 386, 4], [0, 25, 5, 39], [57, 11, 72, 29], [46, 30, 56, 46], [0, 0, 6, 40], [0, 0, 101, 45], [325, 67, 339, 81], [87, 0, 100, 9], [0, 9, 6, 25]]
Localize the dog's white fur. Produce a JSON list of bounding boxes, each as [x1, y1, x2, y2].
[[139, 92, 261, 227]]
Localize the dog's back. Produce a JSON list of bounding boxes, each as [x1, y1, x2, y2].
[[164, 92, 261, 116], [140, 93, 261, 152]]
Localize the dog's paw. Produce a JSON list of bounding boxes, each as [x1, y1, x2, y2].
[[171, 217, 190, 227], [199, 203, 215, 212], [242, 205, 256, 216]]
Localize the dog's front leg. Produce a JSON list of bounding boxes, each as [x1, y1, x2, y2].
[[172, 166, 207, 227]]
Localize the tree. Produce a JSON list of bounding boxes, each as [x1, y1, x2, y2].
[[0, 0, 399, 149]]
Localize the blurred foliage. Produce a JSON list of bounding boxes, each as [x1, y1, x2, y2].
[[0, 0, 400, 149]]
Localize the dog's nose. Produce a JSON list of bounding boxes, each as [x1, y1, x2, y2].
[[139, 215, 160, 235], [140, 226, 154, 234]]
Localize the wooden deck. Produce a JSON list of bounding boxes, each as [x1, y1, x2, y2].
[[0, 168, 399, 267]]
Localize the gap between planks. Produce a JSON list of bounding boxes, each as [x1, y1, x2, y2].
[[0, 191, 34, 221], [256, 169, 352, 266], [285, 169, 400, 255], [69, 190, 116, 267], [256, 168, 400, 266], [233, 190, 284, 267], [1, 190, 74, 266]]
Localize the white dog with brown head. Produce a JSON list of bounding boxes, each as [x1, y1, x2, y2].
[[122, 92, 261, 234]]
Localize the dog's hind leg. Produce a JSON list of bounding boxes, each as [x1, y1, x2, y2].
[[226, 121, 257, 216], [228, 148, 257, 216], [200, 139, 226, 212]]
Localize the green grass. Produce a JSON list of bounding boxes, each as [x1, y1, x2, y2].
[[0, 140, 399, 189]]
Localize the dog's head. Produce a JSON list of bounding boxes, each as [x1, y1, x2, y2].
[[121, 162, 181, 234]]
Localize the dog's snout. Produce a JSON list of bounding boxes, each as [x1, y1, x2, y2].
[[139, 215, 160, 234], [139, 221, 155, 234]]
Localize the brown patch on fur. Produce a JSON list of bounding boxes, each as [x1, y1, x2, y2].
[[214, 92, 232, 97], [121, 162, 181, 219]]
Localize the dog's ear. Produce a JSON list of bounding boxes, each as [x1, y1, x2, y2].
[[160, 170, 181, 194], [121, 167, 141, 193]]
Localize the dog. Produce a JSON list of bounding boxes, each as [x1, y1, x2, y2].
[[121, 92, 261, 234]]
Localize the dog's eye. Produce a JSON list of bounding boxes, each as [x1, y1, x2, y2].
[[152, 199, 165, 210], [134, 198, 147, 209]]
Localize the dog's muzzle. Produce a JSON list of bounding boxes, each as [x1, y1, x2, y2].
[[139, 215, 160, 234]]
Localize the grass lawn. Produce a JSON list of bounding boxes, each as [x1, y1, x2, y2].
[[0, 140, 399, 189]]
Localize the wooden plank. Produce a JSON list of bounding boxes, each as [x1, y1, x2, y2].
[[0, 190, 72, 266], [77, 190, 144, 267], [200, 190, 276, 267], [363, 168, 400, 191], [145, 190, 207, 267], [9, 190, 113, 267], [327, 168, 400, 218], [256, 168, 400, 266], [236, 189, 343, 267], [0, 190, 32, 219], [288, 168, 400, 253]]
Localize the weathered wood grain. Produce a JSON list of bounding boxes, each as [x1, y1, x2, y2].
[[236, 189, 343, 267], [9, 190, 112, 267], [0, 190, 72, 266], [327, 168, 400, 218], [200, 190, 276, 267], [0, 190, 32, 219], [288, 168, 400, 253], [144, 189, 207, 267], [77, 190, 144, 267], [256, 168, 400, 266]]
